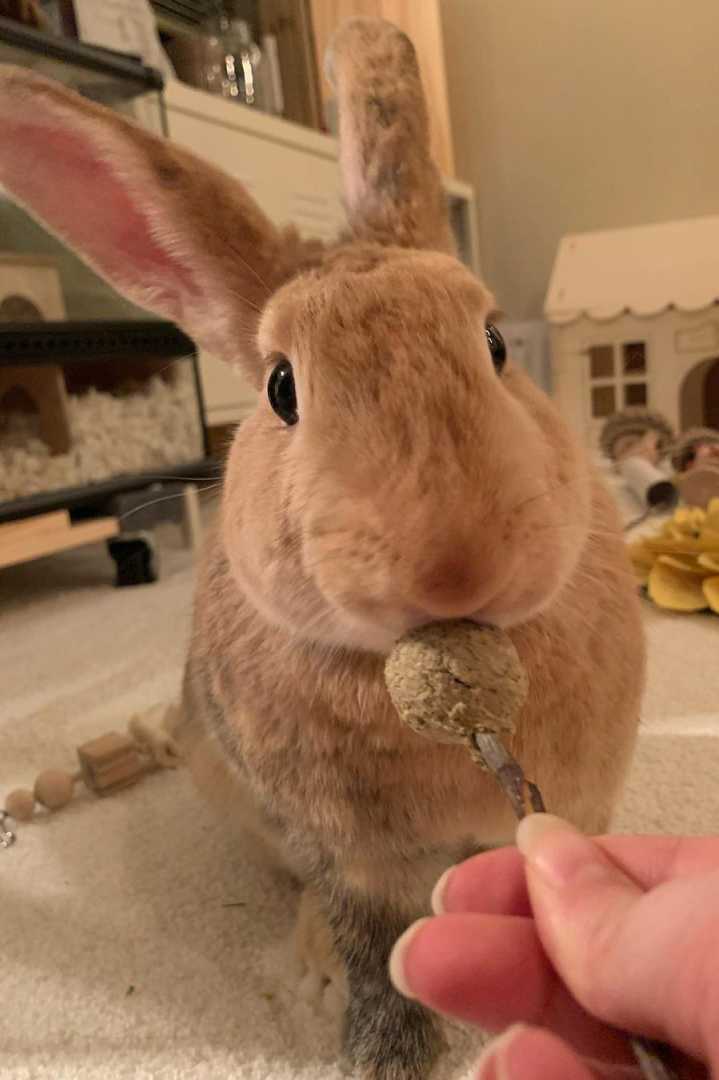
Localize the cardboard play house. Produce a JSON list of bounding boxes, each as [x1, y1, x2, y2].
[[545, 215, 719, 449]]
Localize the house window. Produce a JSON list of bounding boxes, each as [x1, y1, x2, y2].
[[624, 382, 647, 406], [623, 342, 646, 374], [589, 345, 614, 378], [588, 340, 649, 419], [591, 385, 616, 417]]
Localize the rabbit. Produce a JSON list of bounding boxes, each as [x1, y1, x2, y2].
[[0, 18, 644, 1079]]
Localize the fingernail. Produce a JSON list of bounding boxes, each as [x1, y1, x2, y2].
[[431, 866, 454, 914], [476, 1025, 529, 1080], [388, 917, 431, 999], [516, 813, 577, 857], [516, 814, 601, 889]]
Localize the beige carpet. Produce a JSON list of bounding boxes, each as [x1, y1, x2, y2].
[[1, 525, 718, 1080]]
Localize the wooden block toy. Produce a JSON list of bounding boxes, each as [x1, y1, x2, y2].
[[77, 732, 148, 795]]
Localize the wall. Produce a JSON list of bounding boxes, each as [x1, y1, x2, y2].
[[441, 1, 719, 320]]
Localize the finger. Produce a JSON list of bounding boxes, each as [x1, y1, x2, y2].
[[517, 815, 719, 1066], [433, 846, 531, 916], [477, 1025, 596, 1080], [389, 913, 632, 1064], [435, 836, 719, 918], [478, 1026, 705, 1080]]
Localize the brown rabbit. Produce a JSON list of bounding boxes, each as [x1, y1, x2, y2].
[[0, 18, 643, 1079]]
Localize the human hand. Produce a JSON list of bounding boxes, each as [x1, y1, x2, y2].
[[389, 816, 719, 1078]]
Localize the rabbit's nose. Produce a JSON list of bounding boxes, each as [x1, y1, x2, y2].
[[408, 551, 508, 621]]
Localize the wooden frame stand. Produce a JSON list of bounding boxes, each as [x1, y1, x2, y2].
[[0, 510, 118, 570]]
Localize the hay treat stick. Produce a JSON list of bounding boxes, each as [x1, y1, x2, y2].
[[384, 622, 542, 816], [384, 620, 677, 1080]]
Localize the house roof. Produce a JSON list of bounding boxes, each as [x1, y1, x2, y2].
[[544, 215, 719, 325]]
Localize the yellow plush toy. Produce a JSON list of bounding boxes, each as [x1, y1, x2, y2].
[[628, 498, 719, 613]]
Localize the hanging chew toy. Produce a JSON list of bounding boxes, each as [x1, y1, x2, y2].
[[1, 704, 181, 847], [384, 620, 677, 1080]]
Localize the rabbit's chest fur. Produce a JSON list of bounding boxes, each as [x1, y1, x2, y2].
[[183, 482, 643, 880], [186, 534, 496, 871]]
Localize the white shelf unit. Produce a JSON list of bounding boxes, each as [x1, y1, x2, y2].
[[163, 79, 479, 426]]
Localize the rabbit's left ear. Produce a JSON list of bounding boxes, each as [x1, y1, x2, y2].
[[327, 18, 454, 254], [0, 66, 300, 379]]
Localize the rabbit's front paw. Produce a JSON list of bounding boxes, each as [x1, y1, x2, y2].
[[294, 888, 348, 1016]]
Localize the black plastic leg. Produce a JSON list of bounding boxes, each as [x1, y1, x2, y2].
[[107, 535, 158, 587]]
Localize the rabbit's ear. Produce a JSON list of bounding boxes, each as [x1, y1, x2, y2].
[[327, 18, 454, 254], [0, 66, 295, 381]]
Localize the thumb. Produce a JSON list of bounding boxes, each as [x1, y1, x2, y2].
[[516, 815, 718, 1066]]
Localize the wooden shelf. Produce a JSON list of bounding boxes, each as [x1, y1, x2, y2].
[[0, 14, 163, 95]]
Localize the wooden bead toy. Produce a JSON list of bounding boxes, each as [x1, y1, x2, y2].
[[34, 769, 77, 809], [2, 704, 181, 833], [5, 788, 36, 821]]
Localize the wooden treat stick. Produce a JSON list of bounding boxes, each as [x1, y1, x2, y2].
[[470, 731, 546, 817]]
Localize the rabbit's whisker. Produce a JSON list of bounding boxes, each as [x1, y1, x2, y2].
[[505, 478, 577, 519], [122, 472, 224, 483], [227, 242, 273, 300], [118, 482, 222, 524]]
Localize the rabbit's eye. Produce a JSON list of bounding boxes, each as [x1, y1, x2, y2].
[[485, 323, 506, 374], [267, 356, 298, 426]]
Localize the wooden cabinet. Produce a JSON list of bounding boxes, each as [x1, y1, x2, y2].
[[309, 0, 455, 177]]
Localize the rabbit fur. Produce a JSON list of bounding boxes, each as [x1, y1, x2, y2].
[[0, 18, 644, 1079]]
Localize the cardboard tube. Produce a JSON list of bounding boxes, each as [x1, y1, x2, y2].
[[618, 456, 678, 509]]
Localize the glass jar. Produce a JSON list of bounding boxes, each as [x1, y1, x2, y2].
[[201, 6, 264, 108]]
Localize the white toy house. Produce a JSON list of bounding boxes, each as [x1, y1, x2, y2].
[[545, 216, 719, 449]]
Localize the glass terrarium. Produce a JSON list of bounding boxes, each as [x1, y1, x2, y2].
[[0, 16, 212, 545], [0, 322, 208, 522]]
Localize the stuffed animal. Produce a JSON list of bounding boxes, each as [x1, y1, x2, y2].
[[601, 408, 719, 511], [600, 408, 679, 511], [0, 22, 644, 1078], [600, 407, 676, 465], [672, 427, 719, 509]]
